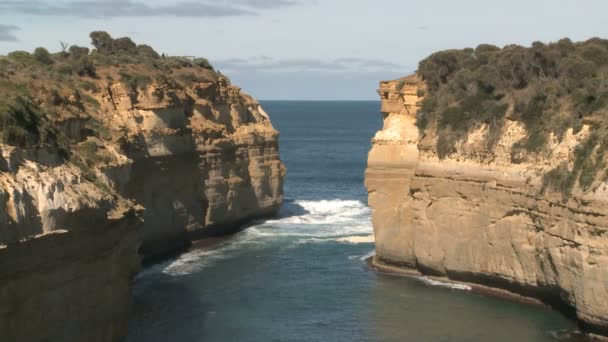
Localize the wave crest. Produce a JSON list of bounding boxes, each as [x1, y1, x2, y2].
[[155, 199, 373, 276]]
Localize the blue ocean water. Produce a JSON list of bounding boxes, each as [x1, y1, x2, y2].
[[127, 101, 579, 342]]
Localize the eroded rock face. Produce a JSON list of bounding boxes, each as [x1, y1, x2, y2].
[[0, 71, 284, 340], [0, 149, 143, 341], [366, 75, 608, 334], [106, 77, 285, 259]]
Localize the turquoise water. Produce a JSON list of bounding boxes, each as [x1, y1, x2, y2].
[[127, 101, 580, 341]]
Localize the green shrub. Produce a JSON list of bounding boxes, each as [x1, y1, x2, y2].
[[179, 72, 201, 83], [417, 37, 608, 196], [90, 31, 113, 53], [33, 47, 53, 65], [119, 70, 152, 92], [137, 44, 160, 60], [396, 80, 405, 91], [69, 45, 90, 59], [0, 96, 67, 155], [193, 57, 213, 70], [418, 37, 608, 154], [113, 37, 137, 54], [81, 94, 100, 109], [8, 51, 34, 65], [80, 81, 99, 92], [70, 56, 96, 77]]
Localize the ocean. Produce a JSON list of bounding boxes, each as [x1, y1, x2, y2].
[[126, 101, 579, 342]]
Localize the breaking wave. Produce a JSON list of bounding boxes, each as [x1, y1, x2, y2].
[[147, 199, 374, 276]]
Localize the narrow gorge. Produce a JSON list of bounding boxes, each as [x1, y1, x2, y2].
[[366, 39, 608, 337], [0, 32, 284, 341]]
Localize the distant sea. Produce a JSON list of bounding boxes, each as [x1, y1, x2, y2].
[[127, 101, 578, 342]]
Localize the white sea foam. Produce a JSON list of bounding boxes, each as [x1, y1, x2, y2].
[[336, 234, 375, 244], [348, 249, 376, 260], [420, 276, 472, 291], [254, 199, 373, 238], [148, 199, 374, 276], [359, 249, 376, 261], [161, 236, 261, 276]]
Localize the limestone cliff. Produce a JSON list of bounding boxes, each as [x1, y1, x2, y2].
[[0, 32, 284, 341], [366, 73, 608, 335], [107, 75, 285, 259], [0, 147, 142, 341]]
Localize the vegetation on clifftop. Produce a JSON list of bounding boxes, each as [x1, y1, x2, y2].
[[0, 31, 217, 169], [416, 38, 608, 197]]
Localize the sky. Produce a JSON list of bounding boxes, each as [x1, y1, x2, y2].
[[0, 0, 607, 100]]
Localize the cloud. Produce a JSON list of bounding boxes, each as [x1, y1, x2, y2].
[[0, 24, 19, 41], [0, 0, 304, 18], [214, 57, 408, 74]]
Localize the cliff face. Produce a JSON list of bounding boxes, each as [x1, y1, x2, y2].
[[0, 33, 284, 341], [366, 76, 608, 334], [105, 76, 285, 259], [0, 147, 142, 341]]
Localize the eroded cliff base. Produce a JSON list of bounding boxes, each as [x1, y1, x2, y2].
[[368, 256, 608, 340]]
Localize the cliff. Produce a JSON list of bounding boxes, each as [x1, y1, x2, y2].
[[366, 39, 608, 336], [0, 32, 284, 341]]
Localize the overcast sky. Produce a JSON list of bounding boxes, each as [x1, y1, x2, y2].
[[0, 0, 607, 100]]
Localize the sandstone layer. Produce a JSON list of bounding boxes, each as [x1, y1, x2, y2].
[[0, 147, 143, 341], [366, 75, 608, 335], [107, 75, 285, 260], [0, 36, 284, 341]]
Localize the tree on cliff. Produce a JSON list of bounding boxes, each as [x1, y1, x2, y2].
[[90, 31, 114, 54]]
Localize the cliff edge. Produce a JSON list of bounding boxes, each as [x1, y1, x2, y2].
[[366, 39, 608, 335], [0, 32, 284, 341]]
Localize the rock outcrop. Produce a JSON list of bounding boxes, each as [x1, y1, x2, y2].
[[0, 33, 284, 341], [107, 76, 285, 260], [0, 147, 143, 341], [366, 75, 608, 335]]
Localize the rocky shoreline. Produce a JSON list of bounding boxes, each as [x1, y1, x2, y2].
[[367, 255, 608, 341]]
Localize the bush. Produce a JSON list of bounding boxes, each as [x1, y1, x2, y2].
[[0, 96, 67, 154], [69, 45, 90, 59], [33, 47, 53, 65], [90, 31, 113, 53], [418, 37, 608, 154], [8, 51, 33, 65], [193, 57, 213, 70], [179, 72, 201, 83], [72, 57, 96, 77], [396, 80, 405, 91], [113, 37, 137, 54], [119, 70, 152, 92], [417, 37, 608, 196], [137, 44, 160, 60], [80, 81, 99, 92]]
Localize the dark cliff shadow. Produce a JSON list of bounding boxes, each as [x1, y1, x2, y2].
[[126, 273, 211, 342], [120, 151, 206, 260]]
